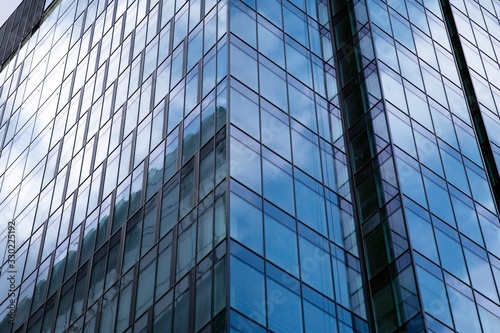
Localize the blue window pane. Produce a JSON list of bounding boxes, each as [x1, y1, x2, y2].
[[176, 222, 196, 281], [304, 300, 337, 333], [261, 108, 291, 161], [430, 107, 458, 149], [182, 114, 200, 163], [405, 209, 439, 264], [415, 266, 453, 327], [259, 64, 288, 112], [199, 150, 215, 200], [447, 286, 482, 332], [286, 43, 312, 87], [479, 306, 500, 333], [201, 99, 216, 144], [147, 149, 163, 199], [451, 194, 482, 245], [387, 112, 416, 156], [288, 83, 317, 132], [265, 214, 299, 276], [295, 179, 327, 236], [187, 29, 203, 71], [168, 86, 185, 133], [464, 248, 499, 303], [184, 70, 199, 114], [230, 256, 266, 325], [164, 132, 178, 181], [173, 6, 188, 47], [155, 62, 170, 106], [171, 47, 184, 87], [422, 176, 454, 224], [390, 13, 414, 52], [465, 166, 495, 212], [414, 130, 443, 176], [299, 236, 333, 298], [435, 229, 468, 282], [258, 24, 285, 67], [440, 148, 470, 195], [262, 158, 294, 214], [230, 192, 263, 255], [230, 4, 256, 47], [136, 262, 155, 315], [156, 246, 172, 299], [479, 215, 500, 258], [230, 44, 258, 91], [202, 54, 216, 98], [257, 0, 282, 28], [230, 88, 260, 140], [455, 124, 482, 166], [160, 183, 179, 236], [266, 278, 303, 333], [197, 205, 213, 260], [284, 6, 308, 47], [230, 138, 262, 194], [395, 157, 427, 208], [292, 129, 322, 181], [179, 168, 195, 217]]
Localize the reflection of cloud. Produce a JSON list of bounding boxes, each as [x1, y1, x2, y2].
[[447, 287, 482, 332], [464, 248, 499, 303]]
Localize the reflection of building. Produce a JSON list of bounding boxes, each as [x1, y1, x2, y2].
[[1, 0, 500, 332]]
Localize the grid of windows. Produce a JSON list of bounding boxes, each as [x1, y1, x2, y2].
[[226, 0, 369, 331], [1, 0, 500, 332], [367, 0, 500, 331], [0, 0, 371, 332], [0, 0, 229, 331]]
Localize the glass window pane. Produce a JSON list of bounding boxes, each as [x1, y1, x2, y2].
[[136, 261, 156, 315], [265, 213, 298, 276], [199, 150, 215, 199], [160, 183, 179, 236], [262, 158, 294, 214], [405, 209, 439, 264], [230, 88, 260, 140], [176, 223, 196, 280], [422, 176, 454, 224], [435, 229, 468, 283], [260, 64, 288, 112], [415, 266, 453, 327], [295, 179, 327, 236], [261, 108, 291, 161], [299, 236, 333, 298], [289, 84, 316, 132], [197, 205, 213, 260], [292, 129, 322, 181], [230, 138, 262, 194], [304, 300, 337, 333], [195, 270, 212, 330], [182, 115, 200, 163], [266, 278, 303, 333], [464, 248, 499, 303], [258, 24, 285, 67], [179, 168, 195, 217], [156, 245, 172, 299], [230, 44, 258, 91], [230, 192, 263, 254], [230, 4, 256, 47], [286, 43, 312, 88], [230, 256, 265, 325], [447, 286, 482, 332]]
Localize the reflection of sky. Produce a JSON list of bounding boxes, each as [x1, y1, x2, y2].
[[0, 0, 23, 27]]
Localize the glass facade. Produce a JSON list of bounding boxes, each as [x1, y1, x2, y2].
[[0, 0, 498, 332]]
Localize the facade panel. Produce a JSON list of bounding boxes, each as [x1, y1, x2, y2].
[[0, 0, 499, 332]]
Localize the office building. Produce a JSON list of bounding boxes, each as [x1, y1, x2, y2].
[[0, 0, 499, 332]]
